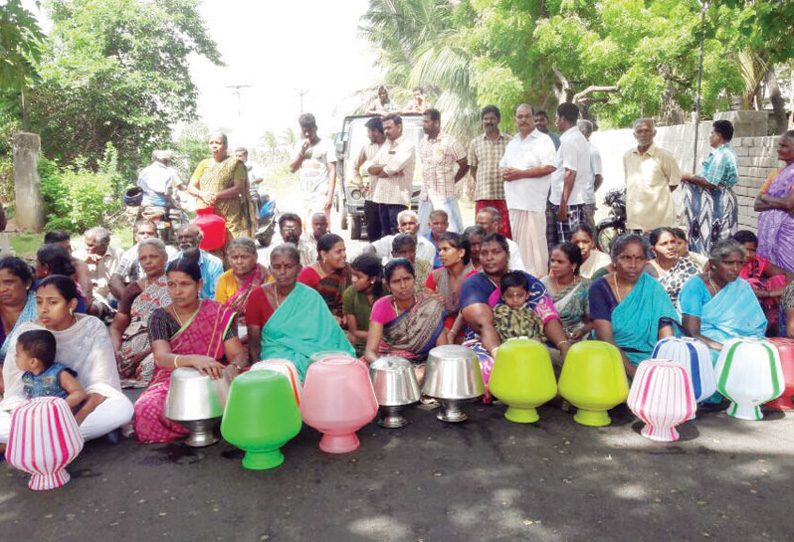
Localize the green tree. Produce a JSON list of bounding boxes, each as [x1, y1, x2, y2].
[[26, 0, 222, 175], [0, 0, 45, 129]]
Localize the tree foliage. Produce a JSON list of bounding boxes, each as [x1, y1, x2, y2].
[[0, 0, 45, 91]]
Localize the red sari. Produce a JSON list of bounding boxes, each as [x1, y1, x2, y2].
[[133, 300, 235, 443]]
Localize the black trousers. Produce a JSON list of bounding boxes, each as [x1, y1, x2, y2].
[[377, 203, 406, 237], [364, 200, 382, 241]]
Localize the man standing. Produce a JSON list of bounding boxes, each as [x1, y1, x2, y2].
[[548, 102, 592, 248], [352, 116, 386, 241], [365, 209, 436, 263], [534, 110, 560, 150], [368, 115, 415, 236], [417, 108, 468, 234], [469, 105, 511, 238], [235, 146, 264, 228], [499, 104, 556, 277], [577, 119, 603, 228], [172, 225, 223, 300], [624, 118, 681, 233], [73, 226, 124, 319], [289, 113, 337, 225], [137, 150, 181, 209], [476, 207, 526, 272]]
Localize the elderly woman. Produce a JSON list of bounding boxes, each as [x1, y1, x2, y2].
[[133, 258, 248, 443], [589, 234, 678, 378], [681, 120, 739, 254], [541, 242, 591, 341], [680, 239, 767, 364], [755, 130, 794, 274], [187, 132, 252, 239], [109, 238, 171, 388], [36, 244, 88, 313], [462, 225, 486, 270], [214, 237, 270, 340], [297, 233, 351, 321], [365, 259, 447, 367], [571, 225, 611, 279], [1, 275, 134, 443], [644, 227, 700, 309], [246, 244, 354, 378], [424, 232, 477, 339], [0, 257, 37, 364], [390, 233, 433, 294]]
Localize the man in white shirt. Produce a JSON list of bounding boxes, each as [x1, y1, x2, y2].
[[577, 119, 603, 229], [260, 213, 317, 267], [137, 150, 181, 208], [499, 104, 556, 277], [364, 209, 436, 263], [548, 102, 592, 250], [352, 117, 386, 241], [475, 207, 526, 272], [289, 113, 337, 225], [367, 115, 415, 236]]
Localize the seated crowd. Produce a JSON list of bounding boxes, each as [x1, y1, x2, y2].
[[0, 205, 793, 450]]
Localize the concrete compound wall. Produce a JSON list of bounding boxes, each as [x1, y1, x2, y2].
[[589, 111, 782, 233]]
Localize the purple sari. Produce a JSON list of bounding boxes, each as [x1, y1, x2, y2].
[[758, 163, 794, 273]]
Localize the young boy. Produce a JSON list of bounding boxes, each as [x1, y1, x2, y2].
[[16, 329, 86, 412], [492, 271, 544, 343]]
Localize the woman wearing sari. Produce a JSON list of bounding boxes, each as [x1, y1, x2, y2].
[[424, 232, 477, 339], [0, 257, 37, 391], [755, 130, 794, 274], [459, 234, 567, 395], [365, 259, 447, 372], [541, 242, 591, 341], [214, 237, 270, 342], [462, 225, 486, 271], [644, 227, 700, 310], [109, 239, 171, 388], [571, 225, 612, 280], [133, 258, 247, 444], [680, 239, 767, 364], [590, 234, 678, 378], [247, 245, 354, 379], [187, 132, 252, 239], [297, 233, 351, 321], [1, 275, 133, 444], [681, 120, 739, 255]]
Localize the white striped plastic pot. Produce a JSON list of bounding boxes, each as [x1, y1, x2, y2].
[[6, 397, 84, 491], [628, 358, 696, 442], [652, 337, 717, 408], [715, 338, 784, 421]]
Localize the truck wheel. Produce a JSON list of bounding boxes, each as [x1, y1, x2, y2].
[[351, 215, 363, 240]]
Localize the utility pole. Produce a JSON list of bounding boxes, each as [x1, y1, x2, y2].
[[296, 89, 309, 114], [226, 84, 252, 119]]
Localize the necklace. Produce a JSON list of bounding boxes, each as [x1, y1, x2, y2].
[[706, 273, 722, 296], [392, 293, 417, 314], [173, 300, 202, 327], [612, 275, 623, 302], [274, 288, 281, 308]]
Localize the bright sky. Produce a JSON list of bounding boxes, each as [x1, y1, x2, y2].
[[23, 0, 381, 148]]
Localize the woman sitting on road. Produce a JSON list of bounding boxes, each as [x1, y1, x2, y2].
[[0, 257, 37, 368], [571, 225, 611, 280], [589, 234, 678, 378], [109, 238, 171, 388], [133, 258, 247, 444], [36, 244, 88, 313], [390, 234, 433, 294], [541, 242, 591, 342], [644, 227, 700, 309], [1, 275, 134, 444], [247, 244, 354, 378], [424, 232, 477, 340], [679, 239, 767, 363], [364, 259, 447, 370], [343, 254, 385, 356], [298, 233, 351, 322]]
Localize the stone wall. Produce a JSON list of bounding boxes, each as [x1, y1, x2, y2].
[[589, 111, 782, 233]]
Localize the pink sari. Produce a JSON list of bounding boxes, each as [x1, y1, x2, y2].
[[133, 300, 235, 443]]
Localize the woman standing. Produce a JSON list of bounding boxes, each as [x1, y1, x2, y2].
[[1, 275, 134, 443], [589, 234, 678, 378], [681, 120, 739, 254], [247, 245, 354, 377], [133, 258, 247, 443], [571, 226, 611, 279], [755, 130, 794, 274], [365, 259, 446, 366], [188, 132, 252, 239], [110, 239, 171, 388], [424, 232, 477, 338], [541, 243, 591, 341], [298, 233, 351, 321], [644, 227, 700, 309]]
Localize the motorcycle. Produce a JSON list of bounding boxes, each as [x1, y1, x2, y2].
[[595, 188, 627, 253], [255, 194, 278, 248], [124, 187, 188, 246]]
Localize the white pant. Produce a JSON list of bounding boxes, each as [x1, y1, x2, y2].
[[0, 395, 134, 444], [418, 197, 463, 235]]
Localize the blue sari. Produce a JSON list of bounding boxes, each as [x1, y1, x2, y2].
[[612, 273, 679, 365], [699, 278, 766, 348]]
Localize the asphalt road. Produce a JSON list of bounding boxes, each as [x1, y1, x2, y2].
[[2, 397, 793, 542]]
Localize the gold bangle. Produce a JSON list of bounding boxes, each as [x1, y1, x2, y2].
[[174, 355, 180, 368], [556, 340, 571, 349]]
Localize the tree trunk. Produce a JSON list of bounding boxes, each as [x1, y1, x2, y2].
[[766, 66, 788, 135]]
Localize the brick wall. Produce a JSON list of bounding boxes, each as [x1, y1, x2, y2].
[[731, 136, 779, 232]]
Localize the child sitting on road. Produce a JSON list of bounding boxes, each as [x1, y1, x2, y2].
[[16, 329, 86, 412], [493, 271, 545, 343]]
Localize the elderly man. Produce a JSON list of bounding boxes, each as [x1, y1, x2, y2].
[[73, 227, 124, 319], [476, 207, 526, 272], [423, 209, 449, 268], [261, 213, 317, 267], [469, 105, 511, 238], [624, 118, 681, 233], [137, 150, 181, 209], [352, 117, 386, 241], [548, 102, 592, 249], [289, 113, 337, 225], [578, 119, 603, 228], [499, 104, 555, 276], [109, 219, 177, 299], [171, 224, 224, 299], [417, 108, 468, 234], [368, 114, 415, 236], [365, 209, 436, 262]]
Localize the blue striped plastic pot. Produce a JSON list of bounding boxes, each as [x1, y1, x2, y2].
[[652, 337, 717, 411]]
